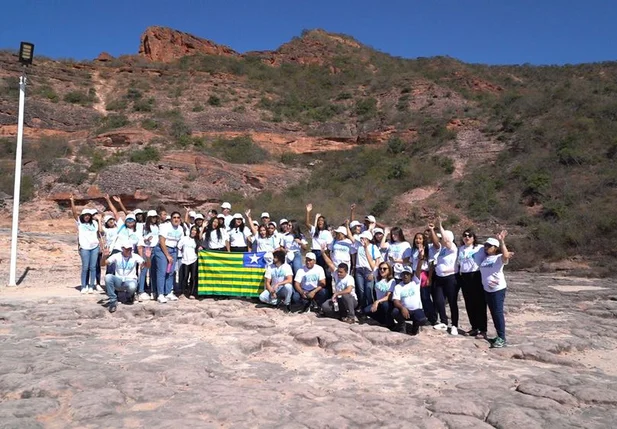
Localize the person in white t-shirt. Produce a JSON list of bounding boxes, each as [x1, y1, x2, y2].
[[70, 196, 100, 294], [457, 229, 488, 338], [328, 226, 353, 272], [321, 249, 357, 323], [153, 211, 184, 303], [178, 226, 200, 299], [363, 261, 396, 327], [228, 213, 251, 252], [384, 227, 412, 265], [221, 202, 233, 229], [428, 217, 459, 334], [352, 230, 381, 315], [101, 241, 148, 313], [202, 216, 230, 251], [479, 231, 512, 349], [281, 219, 308, 275], [411, 232, 437, 326], [246, 210, 282, 252], [259, 250, 293, 311], [391, 248, 429, 335], [292, 252, 327, 312], [137, 210, 159, 301], [306, 203, 333, 290]]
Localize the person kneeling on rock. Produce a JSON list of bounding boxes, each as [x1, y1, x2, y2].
[[259, 250, 293, 312], [392, 248, 428, 335], [320, 245, 357, 324], [101, 240, 149, 313], [292, 252, 327, 313]]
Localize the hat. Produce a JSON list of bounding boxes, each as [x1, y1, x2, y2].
[[485, 237, 500, 247], [103, 214, 114, 223], [133, 209, 143, 215], [360, 231, 373, 240], [393, 263, 404, 277], [334, 226, 347, 235], [120, 240, 133, 249], [189, 210, 196, 218], [305, 252, 317, 260], [280, 218, 289, 225], [232, 213, 243, 220], [87, 208, 98, 215], [146, 210, 157, 217], [221, 202, 231, 210], [125, 214, 136, 221], [263, 252, 274, 265], [260, 212, 270, 218], [194, 214, 204, 220], [350, 220, 362, 228], [365, 215, 376, 223], [80, 208, 92, 216], [252, 220, 259, 226], [373, 227, 384, 235], [217, 214, 225, 219], [268, 221, 277, 228], [401, 265, 414, 275]]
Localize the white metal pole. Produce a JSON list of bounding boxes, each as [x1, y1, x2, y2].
[[8, 72, 26, 286]]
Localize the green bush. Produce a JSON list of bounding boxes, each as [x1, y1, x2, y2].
[[105, 98, 128, 111], [141, 118, 159, 130], [97, 114, 129, 133], [133, 97, 155, 112], [37, 85, 59, 102], [355, 97, 377, 117], [129, 146, 160, 164], [209, 135, 268, 164], [208, 95, 222, 106], [0, 172, 34, 202], [64, 89, 96, 106], [192, 104, 204, 112]]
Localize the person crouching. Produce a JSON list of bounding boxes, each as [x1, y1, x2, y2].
[[392, 248, 428, 335], [101, 240, 149, 313], [259, 250, 293, 311]]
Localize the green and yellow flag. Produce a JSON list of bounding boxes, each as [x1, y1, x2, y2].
[[197, 251, 266, 297]]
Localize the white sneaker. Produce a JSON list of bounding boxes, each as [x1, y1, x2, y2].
[[80, 287, 89, 294], [157, 295, 168, 304], [450, 326, 459, 336], [95, 285, 104, 292], [138, 292, 150, 302], [87, 287, 94, 294], [166, 292, 179, 301], [433, 323, 448, 331]]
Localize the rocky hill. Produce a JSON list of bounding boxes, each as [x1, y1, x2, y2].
[[1, 26, 617, 272]]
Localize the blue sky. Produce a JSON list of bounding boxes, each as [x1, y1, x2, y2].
[[1, 0, 616, 65]]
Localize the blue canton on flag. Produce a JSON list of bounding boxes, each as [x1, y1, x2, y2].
[[243, 252, 266, 268]]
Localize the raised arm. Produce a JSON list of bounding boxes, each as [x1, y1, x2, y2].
[[438, 216, 454, 249], [69, 194, 79, 221], [497, 230, 512, 263], [184, 206, 191, 225], [305, 203, 313, 230], [349, 203, 356, 222], [428, 222, 440, 248], [344, 219, 354, 241], [105, 194, 120, 221], [320, 243, 336, 272], [112, 195, 128, 216], [245, 209, 258, 236]]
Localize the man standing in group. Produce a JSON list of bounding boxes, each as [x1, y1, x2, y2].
[[221, 202, 233, 229]]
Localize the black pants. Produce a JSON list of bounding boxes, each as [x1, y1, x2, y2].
[[178, 262, 198, 297], [392, 308, 428, 335], [230, 246, 248, 253], [459, 271, 487, 332], [432, 274, 459, 326]]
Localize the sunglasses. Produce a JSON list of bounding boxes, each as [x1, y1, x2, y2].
[[379, 266, 389, 271], [463, 233, 472, 238], [171, 216, 181, 219]]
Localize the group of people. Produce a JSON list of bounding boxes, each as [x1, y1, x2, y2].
[[71, 197, 512, 348]]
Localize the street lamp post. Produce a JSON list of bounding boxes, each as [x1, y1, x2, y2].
[[8, 42, 34, 287]]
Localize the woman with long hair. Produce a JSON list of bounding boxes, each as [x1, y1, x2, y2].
[[203, 217, 230, 251], [229, 213, 251, 252], [137, 210, 159, 301], [246, 210, 281, 252], [305, 204, 333, 284], [178, 226, 200, 298], [70, 195, 99, 294], [412, 232, 436, 325], [153, 211, 184, 303], [457, 229, 487, 338], [364, 261, 396, 327], [282, 219, 308, 275], [385, 226, 412, 266]]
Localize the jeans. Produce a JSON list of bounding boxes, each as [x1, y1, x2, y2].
[[104, 274, 137, 305], [485, 288, 507, 341], [420, 286, 437, 324], [259, 283, 293, 306], [363, 300, 394, 326], [354, 267, 375, 309], [85, 252, 102, 286], [79, 247, 99, 289], [459, 271, 488, 332], [290, 252, 303, 277], [392, 307, 428, 335], [313, 250, 332, 294], [153, 245, 177, 297], [178, 261, 198, 297], [321, 294, 357, 318], [292, 288, 327, 307], [433, 274, 459, 326]]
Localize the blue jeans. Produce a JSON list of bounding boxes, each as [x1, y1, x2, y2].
[[104, 274, 137, 305], [485, 288, 507, 341], [138, 266, 149, 294], [290, 252, 302, 277], [313, 250, 332, 294], [79, 247, 99, 289], [354, 267, 375, 309], [153, 245, 177, 297], [292, 288, 327, 307], [259, 284, 293, 306], [363, 300, 394, 326]]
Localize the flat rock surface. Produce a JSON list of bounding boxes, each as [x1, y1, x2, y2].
[[1, 232, 617, 427]]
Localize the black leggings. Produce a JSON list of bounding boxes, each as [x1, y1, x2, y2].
[[178, 262, 198, 297], [459, 271, 487, 332], [432, 274, 459, 327]]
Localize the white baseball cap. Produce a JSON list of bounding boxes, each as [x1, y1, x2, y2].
[[120, 240, 133, 249], [401, 265, 414, 275], [104, 214, 114, 223], [263, 252, 274, 264], [252, 220, 259, 226], [232, 213, 243, 220], [360, 231, 373, 240], [350, 220, 362, 228], [88, 208, 98, 215], [365, 215, 376, 223], [373, 227, 384, 235], [221, 202, 231, 209], [305, 252, 317, 260], [485, 237, 500, 247], [279, 218, 289, 225], [261, 212, 270, 218], [194, 214, 204, 220], [80, 208, 91, 216], [125, 214, 136, 221], [268, 221, 277, 228], [133, 209, 143, 215], [217, 214, 225, 219], [189, 210, 196, 217], [147, 210, 157, 217], [334, 226, 347, 235]]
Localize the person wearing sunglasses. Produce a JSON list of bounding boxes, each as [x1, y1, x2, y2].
[[364, 262, 396, 328], [457, 229, 487, 338]]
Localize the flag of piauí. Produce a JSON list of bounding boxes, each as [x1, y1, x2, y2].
[[198, 251, 267, 297]]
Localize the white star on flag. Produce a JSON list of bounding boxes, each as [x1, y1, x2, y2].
[[249, 254, 261, 264]]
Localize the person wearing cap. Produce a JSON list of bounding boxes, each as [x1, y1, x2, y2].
[[457, 229, 487, 338], [101, 240, 149, 313], [260, 212, 271, 225], [372, 227, 388, 261], [328, 225, 354, 281], [70, 195, 101, 294], [153, 211, 184, 303], [480, 231, 512, 349], [292, 252, 327, 312], [428, 217, 459, 334], [352, 229, 381, 315], [363, 215, 377, 232], [281, 219, 308, 275], [229, 213, 251, 252], [365, 261, 396, 327], [115, 213, 140, 253], [391, 248, 429, 335], [320, 248, 357, 323], [220, 202, 233, 229], [246, 210, 282, 252], [133, 209, 145, 225], [137, 209, 159, 301], [202, 216, 230, 251], [347, 218, 363, 270], [259, 250, 293, 311]]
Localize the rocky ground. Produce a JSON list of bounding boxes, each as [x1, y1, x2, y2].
[[1, 228, 617, 428]]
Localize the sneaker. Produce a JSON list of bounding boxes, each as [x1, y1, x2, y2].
[[475, 331, 487, 339], [138, 292, 150, 302], [95, 285, 104, 292], [299, 303, 311, 314], [108, 303, 117, 313], [188, 295, 196, 300], [342, 316, 355, 324], [283, 304, 292, 314], [157, 295, 168, 304], [450, 326, 459, 336], [80, 287, 89, 294], [166, 292, 179, 301], [467, 328, 479, 337], [433, 323, 448, 331], [87, 287, 93, 294], [490, 337, 507, 348]]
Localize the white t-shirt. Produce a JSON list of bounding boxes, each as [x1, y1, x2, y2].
[[479, 254, 508, 292], [140, 225, 159, 248], [207, 229, 229, 250], [355, 242, 381, 270], [229, 227, 251, 248], [385, 241, 412, 263], [224, 215, 234, 230], [434, 243, 458, 277], [374, 278, 396, 301], [103, 219, 123, 249], [309, 226, 333, 251], [411, 248, 430, 271], [265, 263, 293, 287], [458, 245, 485, 273], [252, 234, 281, 252], [329, 239, 353, 267], [393, 276, 422, 311], [178, 236, 198, 265], [333, 274, 357, 300], [76, 220, 99, 250], [294, 265, 326, 291], [428, 243, 438, 264], [159, 223, 184, 248], [282, 233, 307, 254], [114, 226, 140, 251], [107, 253, 144, 281]]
